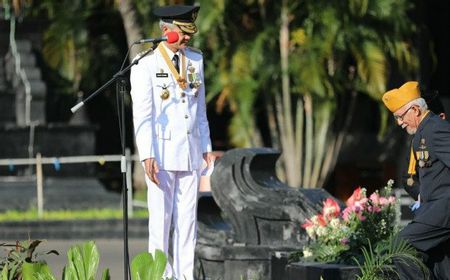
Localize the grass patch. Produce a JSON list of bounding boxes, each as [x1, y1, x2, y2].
[[0, 208, 148, 222]]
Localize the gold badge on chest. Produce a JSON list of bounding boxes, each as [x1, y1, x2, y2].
[[160, 84, 170, 100]]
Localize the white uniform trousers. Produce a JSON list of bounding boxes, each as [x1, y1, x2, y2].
[[146, 169, 200, 280]]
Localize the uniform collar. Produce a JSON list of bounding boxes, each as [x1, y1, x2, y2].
[[416, 111, 434, 134], [161, 42, 180, 58]]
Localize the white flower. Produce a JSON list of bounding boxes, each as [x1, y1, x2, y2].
[[329, 218, 341, 228], [387, 179, 394, 188], [316, 226, 328, 237], [361, 188, 367, 196], [303, 247, 313, 258], [306, 226, 316, 239]]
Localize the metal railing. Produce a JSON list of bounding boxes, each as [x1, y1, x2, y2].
[[0, 149, 146, 218]]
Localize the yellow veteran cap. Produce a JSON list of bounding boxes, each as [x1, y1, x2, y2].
[[382, 81, 421, 112]]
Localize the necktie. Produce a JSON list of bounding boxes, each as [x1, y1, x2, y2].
[[172, 54, 180, 73]]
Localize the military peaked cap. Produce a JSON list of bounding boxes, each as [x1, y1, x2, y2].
[[154, 5, 200, 34]]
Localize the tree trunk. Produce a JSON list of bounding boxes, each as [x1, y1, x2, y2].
[[279, 0, 300, 187], [116, 0, 146, 189], [117, 0, 144, 60]]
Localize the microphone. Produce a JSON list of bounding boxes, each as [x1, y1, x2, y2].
[[134, 31, 179, 44]]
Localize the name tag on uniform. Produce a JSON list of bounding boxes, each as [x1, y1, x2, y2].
[[156, 73, 169, 78]]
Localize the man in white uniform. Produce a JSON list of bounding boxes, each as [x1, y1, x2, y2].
[[129, 5, 214, 280]]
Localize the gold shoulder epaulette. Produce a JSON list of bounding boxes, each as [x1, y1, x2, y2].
[[186, 46, 203, 55]]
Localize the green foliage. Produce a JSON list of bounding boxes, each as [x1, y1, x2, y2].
[[62, 241, 101, 279], [22, 262, 56, 280], [32, 0, 126, 95], [0, 240, 59, 280], [1, 263, 9, 280], [355, 235, 430, 280], [1, 239, 171, 280], [131, 250, 167, 280]]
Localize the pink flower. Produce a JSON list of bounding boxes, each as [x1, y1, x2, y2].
[[369, 192, 380, 205], [388, 196, 396, 205], [342, 207, 352, 221], [357, 213, 366, 221], [342, 205, 367, 221], [350, 198, 367, 213], [368, 205, 381, 213]]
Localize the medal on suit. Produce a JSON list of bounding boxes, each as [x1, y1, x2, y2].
[[416, 138, 431, 168], [188, 62, 201, 90], [160, 84, 170, 100], [407, 176, 414, 186]]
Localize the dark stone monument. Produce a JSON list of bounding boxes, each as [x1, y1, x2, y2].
[[195, 148, 336, 280], [285, 262, 361, 280]]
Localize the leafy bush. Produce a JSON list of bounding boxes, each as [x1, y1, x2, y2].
[[1, 240, 169, 280], [0, 239, 59, 279]]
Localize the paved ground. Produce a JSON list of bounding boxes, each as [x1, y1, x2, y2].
[[1, 238, 148, 279]]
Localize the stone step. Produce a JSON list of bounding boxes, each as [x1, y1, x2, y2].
[[15, 79, 46, 97], [6, 52, 36, 67], [15, 40, 33, 53]]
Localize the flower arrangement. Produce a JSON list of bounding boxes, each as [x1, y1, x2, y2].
[[297, 180, 398, 264]]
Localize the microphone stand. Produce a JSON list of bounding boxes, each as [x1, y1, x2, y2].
[[70, 46, 155, 280]]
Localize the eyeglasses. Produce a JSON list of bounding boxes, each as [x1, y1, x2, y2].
[[393, 106, 413, 121]]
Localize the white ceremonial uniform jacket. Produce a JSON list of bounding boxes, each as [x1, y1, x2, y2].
[[130, 44, 212, 171]]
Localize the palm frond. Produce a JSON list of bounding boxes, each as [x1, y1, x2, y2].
[[355, 235, 430, 280]]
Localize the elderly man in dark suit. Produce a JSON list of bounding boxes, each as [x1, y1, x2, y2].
[[383, 81, 450, 279]]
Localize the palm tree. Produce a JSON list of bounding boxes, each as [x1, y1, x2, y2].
[[23, 0, 419, 191], [196, 0, 417, 188]]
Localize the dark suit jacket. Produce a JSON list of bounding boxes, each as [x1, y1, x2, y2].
[[412, 112, 450, 228], [401, 144, 420, 200]]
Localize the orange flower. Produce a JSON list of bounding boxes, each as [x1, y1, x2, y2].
[[346, 187, 364, 206], [322, 198, 341, 220]]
